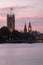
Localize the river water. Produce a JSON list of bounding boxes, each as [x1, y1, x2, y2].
[[0, 43, 43, 65]]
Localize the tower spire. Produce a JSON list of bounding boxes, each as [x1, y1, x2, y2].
[[24, 22, 27, 33], [28, 19, 32, 32], [7, 8, 15, 32]]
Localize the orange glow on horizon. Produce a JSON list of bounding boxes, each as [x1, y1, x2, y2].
[[0, 16, 6, 21], [15, 13, 43, 18]]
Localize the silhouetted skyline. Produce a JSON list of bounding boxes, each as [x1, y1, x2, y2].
[[0, 0, 43, 33]]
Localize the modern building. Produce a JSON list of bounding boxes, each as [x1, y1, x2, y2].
[[7, 14, 15, 32], [28, 22, 32, 32], [24, 23, 27, 33]]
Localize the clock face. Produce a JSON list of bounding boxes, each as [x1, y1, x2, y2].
[[29, 27, 31, 31]]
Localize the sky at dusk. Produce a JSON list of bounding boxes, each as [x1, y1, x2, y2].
[[0, 0, 43, 32]]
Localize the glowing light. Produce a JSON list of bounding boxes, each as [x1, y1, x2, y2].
[[29, 27, 31, 31], [9, 28, 13, 32]]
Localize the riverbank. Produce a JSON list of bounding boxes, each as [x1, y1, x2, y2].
[[0, 39, 43, 43]]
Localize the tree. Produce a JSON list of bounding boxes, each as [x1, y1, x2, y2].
[[0, 26, 10, 41]]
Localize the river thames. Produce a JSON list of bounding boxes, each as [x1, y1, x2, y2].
[[0, 43, 43, 65]]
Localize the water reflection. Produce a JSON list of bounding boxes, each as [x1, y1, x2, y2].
[[0, 43, 43, 65]]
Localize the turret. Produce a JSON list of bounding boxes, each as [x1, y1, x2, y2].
[[28, 22, 32, 32], [24, 23, 27, 33], [7, 8, 15, 32]]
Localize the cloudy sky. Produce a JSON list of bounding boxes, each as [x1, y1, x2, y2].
[[0, 0, 43, 32]]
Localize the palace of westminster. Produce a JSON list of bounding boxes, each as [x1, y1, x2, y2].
[[7, 11, 32, 33], [0, 9, 43, 43]]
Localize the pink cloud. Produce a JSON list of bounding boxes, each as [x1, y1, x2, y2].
[[0, 5, 33, 10], [15, 12, 43, 18]]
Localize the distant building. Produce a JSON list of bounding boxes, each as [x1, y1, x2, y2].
[[24, 23, 27, 33], [28, 22, 32, 32], [7, 14, 15, 32]]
